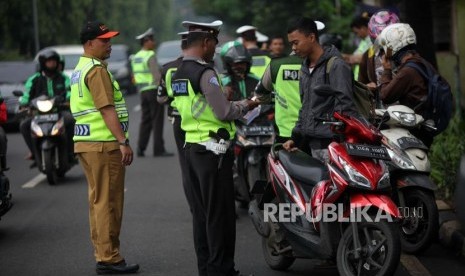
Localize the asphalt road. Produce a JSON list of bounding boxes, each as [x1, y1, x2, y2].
[[0, 93, 464, 276]]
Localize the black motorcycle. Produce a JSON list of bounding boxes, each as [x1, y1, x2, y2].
[[234, 104, 275, 207], [0, 125, 11, 219], [14, 92, 75, 185]]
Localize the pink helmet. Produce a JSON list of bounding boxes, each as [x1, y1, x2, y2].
[[368, 10, 400, 39]]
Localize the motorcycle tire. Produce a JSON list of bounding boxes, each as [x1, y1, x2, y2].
[[261, 231, 295, 271], [399, 189, 439, 254], [44, 150, 58, 185], [337, 218, 401, 276]]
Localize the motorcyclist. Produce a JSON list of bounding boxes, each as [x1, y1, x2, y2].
[[358, 10, 400, 91], [220, 41, 260, 101], [20, 49, 75, 164]]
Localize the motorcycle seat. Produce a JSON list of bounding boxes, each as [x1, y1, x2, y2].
[[277, 150, 329, 187]]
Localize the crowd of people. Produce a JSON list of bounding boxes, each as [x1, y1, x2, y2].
[[5, 8, 448, 276]]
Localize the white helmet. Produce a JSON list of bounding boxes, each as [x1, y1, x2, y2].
[[377, 23, 416, 56]]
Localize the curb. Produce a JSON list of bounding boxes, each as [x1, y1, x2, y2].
[[437, 200, 465, 258]]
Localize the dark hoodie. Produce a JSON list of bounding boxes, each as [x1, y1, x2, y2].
[[292, 45, 356, 142]]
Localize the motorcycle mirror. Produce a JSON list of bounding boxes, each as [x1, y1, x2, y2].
[[13, 90, 24, 97]]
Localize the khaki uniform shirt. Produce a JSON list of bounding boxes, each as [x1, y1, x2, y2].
[[74, 54, 120, 153]]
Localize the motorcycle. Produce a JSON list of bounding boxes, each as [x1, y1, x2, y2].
[[248, 85, 401, 275], [375, 104, 439, 254], [14, 92, 75, 185], [0, 126, 12, 219], [233, 104, 275, 207]]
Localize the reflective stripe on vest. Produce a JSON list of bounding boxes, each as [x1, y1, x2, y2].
[[273, 64, 301, 138], [131, 50, 156, 92], [171, 78, 235, 143], [70, 56, 129, 141]]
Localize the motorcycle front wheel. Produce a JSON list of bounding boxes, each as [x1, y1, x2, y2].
[[261, 225, 295, 271], [400, 189, 439, 254], [44, 150, 57, 185], [337, 218, 401, 276]]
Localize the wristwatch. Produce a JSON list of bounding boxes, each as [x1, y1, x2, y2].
[[119, 138, 130, 146]]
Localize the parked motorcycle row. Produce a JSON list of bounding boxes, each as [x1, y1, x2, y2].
[[235, 85, 441, 275]]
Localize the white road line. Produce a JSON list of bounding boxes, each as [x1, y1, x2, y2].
[[133, 104, 141, 112], [22, 174, 47, 189], [400, 253, 432, 276]]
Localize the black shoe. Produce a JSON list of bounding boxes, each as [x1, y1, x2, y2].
[[96, 260, 139, 274], [153, 151, 174, 157], [137, 149, 145, 157]]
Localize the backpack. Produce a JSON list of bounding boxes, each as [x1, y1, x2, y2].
[[325, 56, 375, 120], [405, 61, 453, 135]]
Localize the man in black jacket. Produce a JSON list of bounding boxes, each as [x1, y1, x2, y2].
[[283, 17, 356, 161]]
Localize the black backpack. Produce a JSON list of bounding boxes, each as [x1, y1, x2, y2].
[[405, 61, 453, 135]]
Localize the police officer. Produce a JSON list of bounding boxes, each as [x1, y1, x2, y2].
[[157, 31, 192, 209], [70, 20, 139, 274], [236, 25, 270, 78], [172, 20, 257, 276], [132, 27, 171, 157], [254, 54, 302, 143]]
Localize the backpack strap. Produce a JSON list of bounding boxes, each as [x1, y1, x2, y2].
[[404, 61, 434, 81], [325, 56, 337, 84]]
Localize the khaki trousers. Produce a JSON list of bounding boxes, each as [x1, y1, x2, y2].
[[78, 149, 125, 263]]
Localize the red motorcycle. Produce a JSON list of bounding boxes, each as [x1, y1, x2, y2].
[[248, 85, 401, 276]]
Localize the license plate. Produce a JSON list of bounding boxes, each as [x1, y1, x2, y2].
[[35, 113, 59, 122], [397, 137, 428, 150], [244, 125, 274, 136], [345, 143, 391, 160]]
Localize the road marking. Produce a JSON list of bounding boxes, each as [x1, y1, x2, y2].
[[22, 174, 46, 189], [400, 253, 431, 276], [133, 104, 141, 112]]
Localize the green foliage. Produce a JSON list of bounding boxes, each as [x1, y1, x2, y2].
[[429, 113, 465, 200], [0, 0, 175, 59], [191, 0, 356, 43]]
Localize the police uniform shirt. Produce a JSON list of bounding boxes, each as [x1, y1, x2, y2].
[[182, 57, 249, 121]]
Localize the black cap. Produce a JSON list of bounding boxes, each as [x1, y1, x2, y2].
[[80, 21, 119, 44]]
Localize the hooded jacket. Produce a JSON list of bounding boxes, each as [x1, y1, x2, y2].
[[292, 45, 356, 141]]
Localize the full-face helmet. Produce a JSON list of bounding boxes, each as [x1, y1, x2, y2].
[[368, 10, 400, 39]]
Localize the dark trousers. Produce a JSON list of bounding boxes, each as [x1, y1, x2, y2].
[[172, 116, 191, 211], [20, 110, 75, 159], [184, 144, 236, 276], [137, 90, 166, 155]]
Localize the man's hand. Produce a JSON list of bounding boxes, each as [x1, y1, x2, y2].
[[382, 54, 392, 70], [245, 99, 260, 110], [282, 140, 298, 152], [120, 145, 133, 166], [366, 82, 377, 91]]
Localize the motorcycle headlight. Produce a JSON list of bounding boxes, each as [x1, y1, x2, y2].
[[392, 111, 416, 127], [51, 118, 64, 136], [31, 120, 43, 137], [37, 99, 54, 112], [339, 157, 371, 189], [377, 171, 391, 190], [386, 145, 416, 170]]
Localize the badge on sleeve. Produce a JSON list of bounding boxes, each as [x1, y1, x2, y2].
[[209, 76, 220, 87]]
